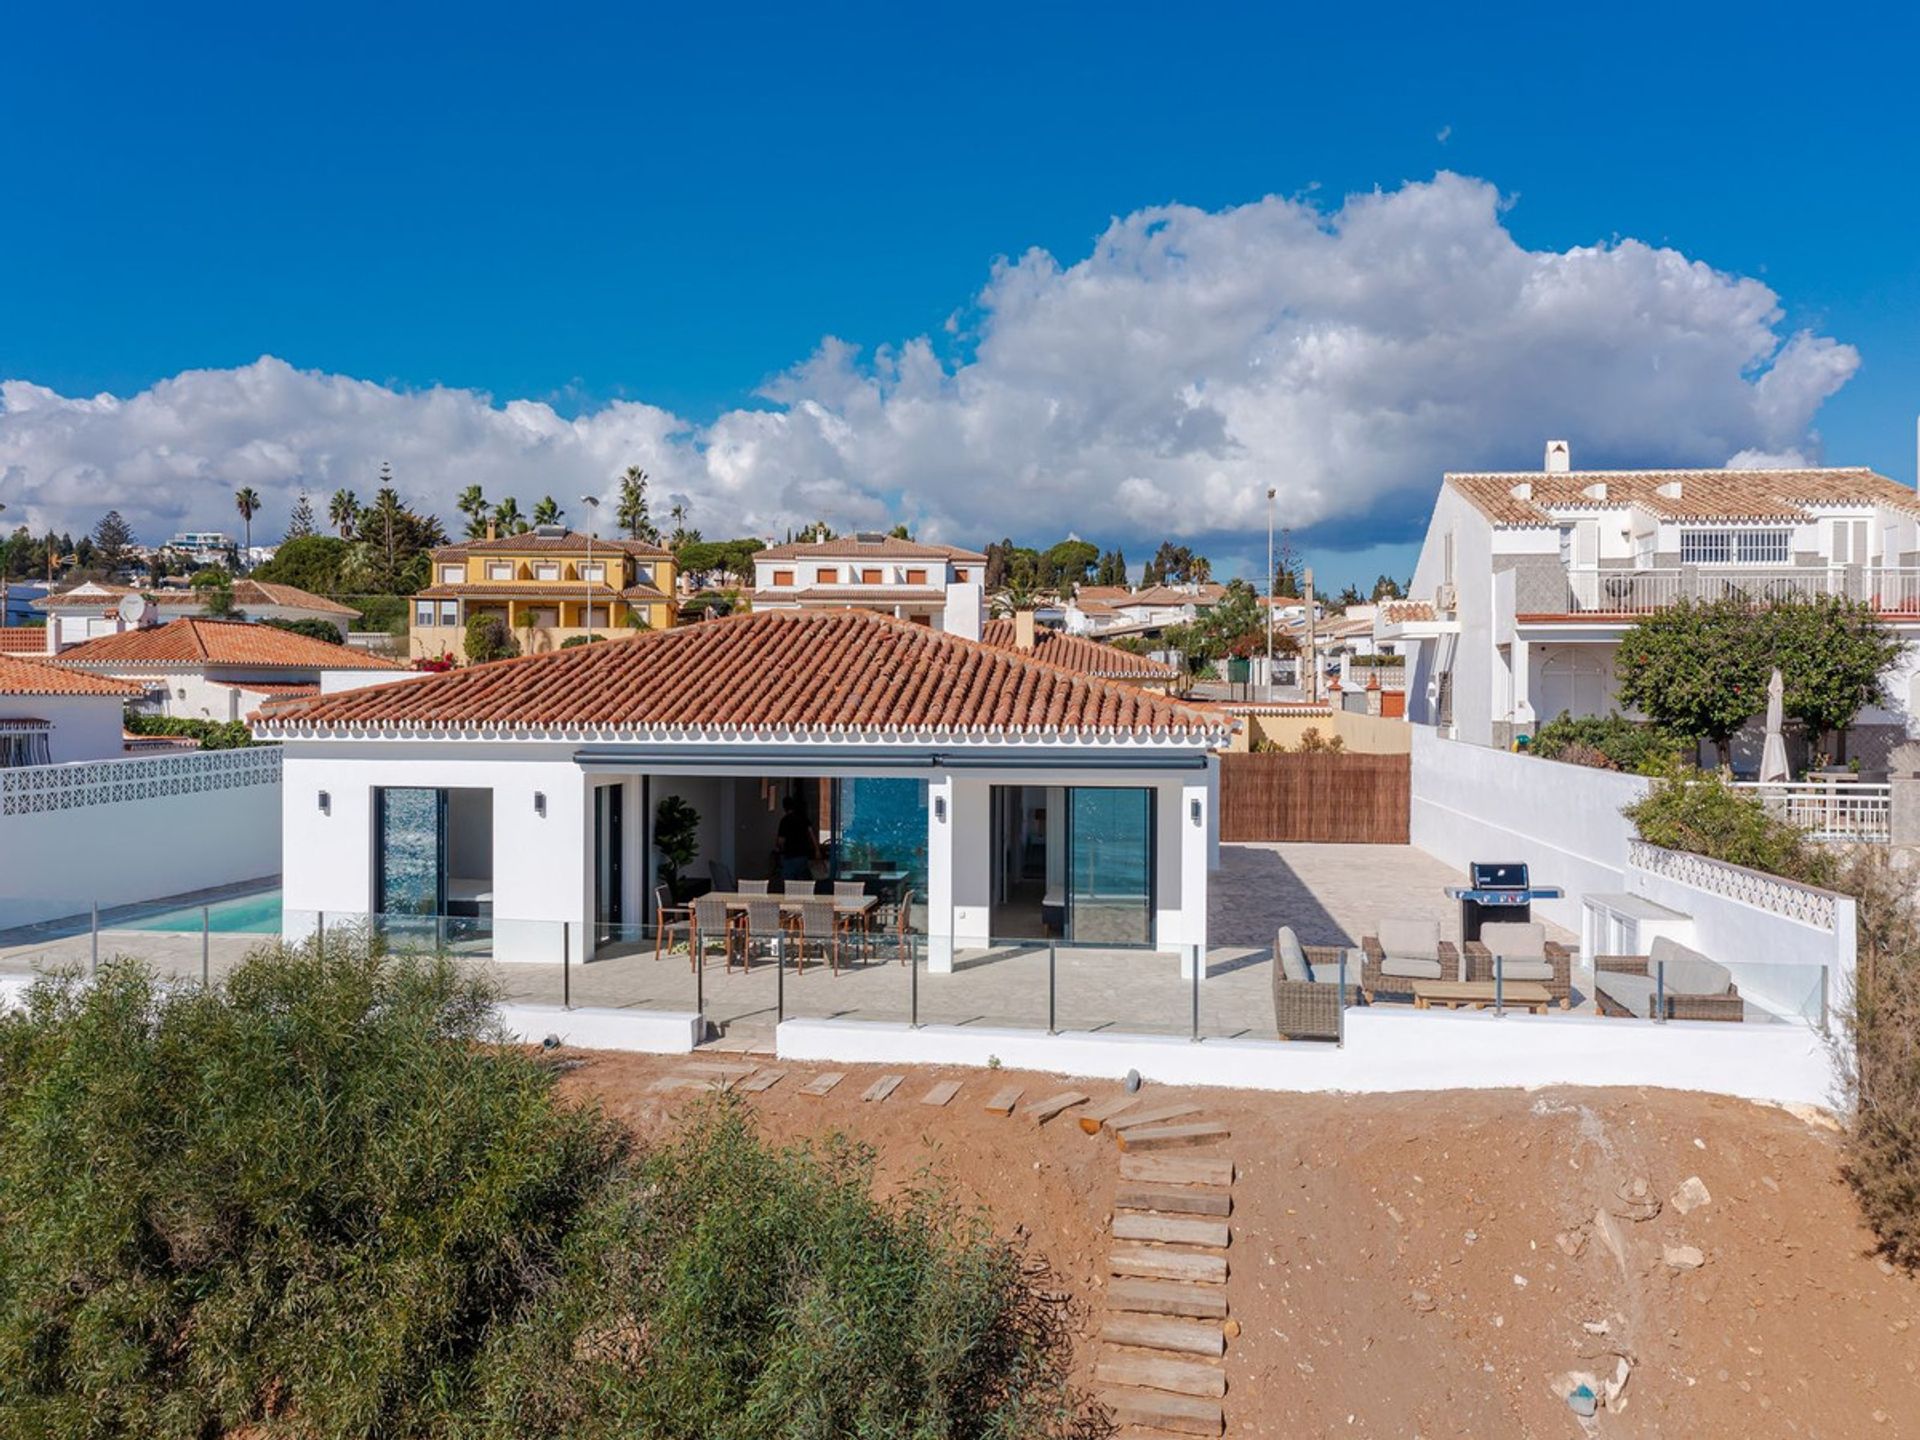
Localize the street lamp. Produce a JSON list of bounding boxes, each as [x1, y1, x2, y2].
[[580, 495, 600, 634], [1265, 487, 1276, 697]]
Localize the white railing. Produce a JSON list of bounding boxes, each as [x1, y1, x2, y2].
[[1730, 780, 1891, 843], [1564, 566, 1920, 617], [1626, 839, 1842, 928], [0, 746, 282, 818]]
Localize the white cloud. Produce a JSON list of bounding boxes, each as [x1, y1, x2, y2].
[[0, 173, 1859, 559]]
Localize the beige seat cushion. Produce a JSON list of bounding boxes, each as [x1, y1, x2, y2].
[[1376, 917, 1440, 961], [1275, 926, 1311, 983], [1489, 958, 1555, 982], [1380, 955, 1444, 981], [1480, 921, 1547, 961]]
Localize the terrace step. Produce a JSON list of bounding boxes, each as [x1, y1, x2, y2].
[[983, 1085, 1024, 1116], [1079, 1096, 1140, 1133], [1100, 1387, 1223, 1436], [733, 1069, 786, 1093], [1102, 1313, 1225, 1358], [1107, 1104, 1203, 1134], [1096, 1350, 1227, 1397], [1110, 1246, 1228, 1285], [861, 1074, 904, 1103], [798, 1072, 844, 1097], [1118, 1123, 1231, 1153], [1023, 1090, 1089, 1123], [1120, 1153, 1235, 1187], [919, 1080, 961, 1107], [1116, 1184, 1232, 1218], [1107, 1276, 1229, 1320], [1113, 1214, 1230, 1249]]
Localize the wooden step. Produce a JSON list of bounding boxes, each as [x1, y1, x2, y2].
[[1100, 1387, 1223, 1436], [1108, 1103, 1202, 1134], [798, 1072, 844, 1097], [1079, 1095, 1140, 1133], [1113, 1214, 1231, 1249], [1116, 1183, 1232, 1218], [1102, 1313, 1226, 1357], [647, 1075, 716, 1093], [983, 1085, 1023, 1116], [1110, 1246, 1228, 1285], [1096, 1351, 1227, 1398], [919, 1080, 961, 1107], [1108, 1276, 1229, 1320], [1120, 1153, 1235, 1187], [861, 1074, 904, 1103], [733, 1069, 786, 1093], [1023, 1090, 1089, 1123], [1118, 1123, 1231, 1153], [683, 1061, 759, 1080]]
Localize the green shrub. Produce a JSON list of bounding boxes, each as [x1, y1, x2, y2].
[[261, 616, 346, 645], [464, 613, 521, 664], [122, 711, 260, 749], [559, 633, 607, 649], [0, 936, 1092, 1438], [1529, 711, 1686, 774], [1623, 768, 1832, 886]]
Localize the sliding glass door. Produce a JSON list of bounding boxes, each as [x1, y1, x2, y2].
[[1067, 787, 1154, 946], [375, 787, 446, 919]]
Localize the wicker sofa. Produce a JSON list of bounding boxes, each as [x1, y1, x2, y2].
[[1359, 917, 1461, 1002], [1272, 925, 1360, 1041], [1592, 937, 1745, 1022], [1464, 921, 1573, 1009]]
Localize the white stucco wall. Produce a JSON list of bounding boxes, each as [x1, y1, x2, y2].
[[18, 693, 132, 763]]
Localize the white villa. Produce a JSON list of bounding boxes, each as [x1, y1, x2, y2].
[[1383, 443, 1920, 760], [750, 535, 989, 628], [34, 579, 360, 647], [257, 609, 1227, 970], [0, 654, 145, 765]]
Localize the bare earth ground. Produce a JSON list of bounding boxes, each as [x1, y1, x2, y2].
[[557, 1051, 1920, 1439]]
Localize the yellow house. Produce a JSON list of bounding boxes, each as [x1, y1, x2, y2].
[[411, 526, 678, 662]]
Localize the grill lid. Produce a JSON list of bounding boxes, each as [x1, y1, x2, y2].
[[1468, 861, 1530, 890]]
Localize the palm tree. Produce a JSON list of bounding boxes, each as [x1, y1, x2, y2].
[[233, 487, 261, 568], [328, 489, 358, 538], [531, 495, 563, 527], [492, 497, 527, 536], [455, 484, 490, 540]]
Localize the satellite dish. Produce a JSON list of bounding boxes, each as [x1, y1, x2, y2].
[[117, 593, 150, 625]]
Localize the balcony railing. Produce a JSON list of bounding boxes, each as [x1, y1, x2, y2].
[[1562, 567, 1920, 617], [1728, 780, 1891, 843]]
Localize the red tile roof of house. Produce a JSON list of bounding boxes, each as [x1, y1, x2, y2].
[[433, 530, 673, 559], [35, 579, 357, 616], [1447, 467, 1920, 526], [979, 620, 1180, 680], [753, 536, 988, 562], [0, 629, 50, 655], [256, 608, 1228, 738], [51, 619, 404, 670], [0, 654, 146, 697]]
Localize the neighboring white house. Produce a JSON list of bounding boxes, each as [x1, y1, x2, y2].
[[256, 608, 1227, 970], [50, 617, 408, 722], [1382, 442, 1920, 759], [1064, 583, 1227, 637], [750, 535, 989, 629], [34, 579, 360, 649], [0, 654, 145, 765]]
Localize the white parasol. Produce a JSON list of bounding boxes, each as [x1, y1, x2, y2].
[[1759, 667, 1790, 784]]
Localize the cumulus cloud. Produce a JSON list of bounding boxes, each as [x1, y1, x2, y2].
[[0, 173, 1859, 559]]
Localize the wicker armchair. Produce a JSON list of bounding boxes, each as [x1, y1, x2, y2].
[[1464, 922, 1573, 1009], [1272, 941, 1359, 1041], [1592, 952, 1745, 1022], [1359, 917, 1461, 1002]]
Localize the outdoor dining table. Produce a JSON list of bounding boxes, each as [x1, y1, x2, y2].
[[702, 892, 878, 919]]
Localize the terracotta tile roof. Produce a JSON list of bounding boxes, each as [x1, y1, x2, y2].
[[51, 618, 404, 671], [222, 580, 359, 616], [1379, 600, 1436, 623], [754, 586, 949, 604], [434, 530, 673, 559], [1447, 467, 1920, 526], [1073, 586, 1132, 603], [232, 682, 321, 699], [0, 629, 50, 655], [255, 608, 1228, 738], [0, 654, 145, 697], [979, 620, 1179, 679], [753, 536, 988, 562], [1116, 584, 1228, 608], [34, 579, 355, 616]]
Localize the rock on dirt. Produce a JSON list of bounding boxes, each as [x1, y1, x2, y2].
[[1670, 1176, 1712, 1214]]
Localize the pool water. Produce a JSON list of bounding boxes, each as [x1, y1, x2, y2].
[[137, 891, 283, 934]]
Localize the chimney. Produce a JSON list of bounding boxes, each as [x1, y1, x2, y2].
[[486, 520, 497, 541], [1014, 609, 1036, 653], [943, 579, 983, 642], [1545, 439, 1571, 473], [1509, 481, 1533, 501], [1656, 480, 1684, 500], [1582, 481, 1608, 501]]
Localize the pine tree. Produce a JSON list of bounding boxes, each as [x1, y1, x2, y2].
[[92, 510, 136, 574], [285, 492, 317, 541]]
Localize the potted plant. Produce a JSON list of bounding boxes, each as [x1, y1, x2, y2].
[[653, 795, 702, 903]]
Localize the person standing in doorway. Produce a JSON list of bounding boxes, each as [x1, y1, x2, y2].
[[778, 794, 821, 882]]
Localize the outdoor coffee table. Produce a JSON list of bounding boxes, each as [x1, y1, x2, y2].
[[1411, 978, 1554, 1014]]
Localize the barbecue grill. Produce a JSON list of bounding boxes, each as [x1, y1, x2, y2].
[[1444, 861, 1565, 943]]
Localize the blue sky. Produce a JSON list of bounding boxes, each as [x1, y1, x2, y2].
[[3, 1, 1917, 590]]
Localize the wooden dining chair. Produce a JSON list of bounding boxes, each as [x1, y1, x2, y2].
[[795, 896, 841, 976], [690, 896, 734, 973], [889, 889, 916, 966], [654, 884, 691, 961], [738, 878, 770, 894], [735, 897, 784, 973]]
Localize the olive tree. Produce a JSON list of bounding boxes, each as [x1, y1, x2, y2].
[[1614, 597, 1771, 765]]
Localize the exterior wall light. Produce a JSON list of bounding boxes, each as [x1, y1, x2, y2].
[[318, 790, 331, 815], [934, 795, 948, 823], [1190, 797, 1202, 825], [534, 791, 548, 818]]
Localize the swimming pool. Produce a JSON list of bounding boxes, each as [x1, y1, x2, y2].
[[133, 890, 283, 934]]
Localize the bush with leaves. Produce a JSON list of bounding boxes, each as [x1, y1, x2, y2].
[[262, 616, 346, 645], [122, 711, 259, 750], [0, 937, 1096, 1439], [1528, 712, 1685, 774], [464, 612, 521, 664], [1622, 767, 1832, 886], [559, 632, 608, 649]]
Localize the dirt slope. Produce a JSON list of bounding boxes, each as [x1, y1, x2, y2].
[[560, 1054, 1920, 1437]]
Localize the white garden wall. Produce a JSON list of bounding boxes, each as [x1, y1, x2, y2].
[[0, 748, 283, 929]]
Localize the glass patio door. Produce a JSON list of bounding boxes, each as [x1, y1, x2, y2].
[[375, 787, 447, 939], [1066, 787, 1154, 946]]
